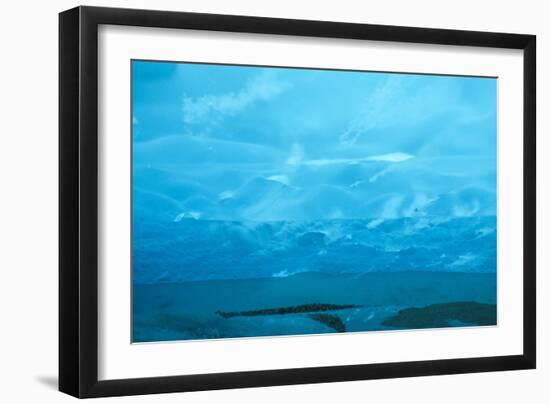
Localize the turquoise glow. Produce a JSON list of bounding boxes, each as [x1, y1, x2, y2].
[[131, 60, 497, 342]]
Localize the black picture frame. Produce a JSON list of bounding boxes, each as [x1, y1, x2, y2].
[[59, 5, 536, 398]]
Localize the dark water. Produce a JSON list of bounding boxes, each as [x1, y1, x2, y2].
[[133, 271, 496, 342]]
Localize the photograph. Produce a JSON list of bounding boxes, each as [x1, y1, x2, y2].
[[131, 60, 498, 343]]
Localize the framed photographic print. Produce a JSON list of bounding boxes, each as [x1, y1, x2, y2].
[[59, 6, 536, 398]]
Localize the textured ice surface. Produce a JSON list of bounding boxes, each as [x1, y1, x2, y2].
[[133, 216, 496, 283]]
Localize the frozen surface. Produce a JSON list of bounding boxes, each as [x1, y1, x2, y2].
[[133, 271, 496, 342]]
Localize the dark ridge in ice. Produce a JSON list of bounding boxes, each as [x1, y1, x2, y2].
[[215, 303, 361, 319], [309, 313, 346, 333], [382, 301, 497, 329]]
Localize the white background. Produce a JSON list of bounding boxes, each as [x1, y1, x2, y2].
[[0, 0, 547, 403]]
